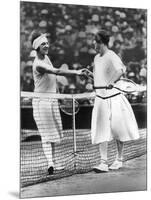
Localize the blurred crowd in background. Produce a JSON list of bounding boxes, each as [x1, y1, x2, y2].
[[20, 2, 147, 104]]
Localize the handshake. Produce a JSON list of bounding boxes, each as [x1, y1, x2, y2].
[[75, 68, 93, 80], [75, 68, 114, 89]]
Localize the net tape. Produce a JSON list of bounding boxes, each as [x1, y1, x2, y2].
[[21, 91, 96, 99]]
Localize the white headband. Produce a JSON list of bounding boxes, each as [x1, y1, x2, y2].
[[32, 34, 48, 50]]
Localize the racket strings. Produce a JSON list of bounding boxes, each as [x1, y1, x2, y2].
[[82, 69, 146, 94], [114, 79, 137, 93], [93, 78, 138, 93]]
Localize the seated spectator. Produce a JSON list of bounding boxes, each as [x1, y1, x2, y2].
[[21, 63, 34, 92], [139, 67, 147, 86], [29, 50, 37, 61], [85, 79, 93, 92], [127, 71, 137, 83], [138, 67, 147, 103], [67, 84, 76, 94]]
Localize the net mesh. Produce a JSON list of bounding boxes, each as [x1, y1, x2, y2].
[[20, 92, 147, 187]]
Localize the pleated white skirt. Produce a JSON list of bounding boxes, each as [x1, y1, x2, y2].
[[32, 98, 63, 143]]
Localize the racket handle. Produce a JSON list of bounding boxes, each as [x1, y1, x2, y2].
[[93, 85, 114, 89], [106, 84, 114, 89], [93, 86, 108, 89]]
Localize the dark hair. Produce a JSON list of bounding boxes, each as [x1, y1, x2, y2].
[[95, 30, 110, 46], [30, 31, 41, 50]]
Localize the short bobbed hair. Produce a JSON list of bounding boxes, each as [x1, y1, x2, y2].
[[95, 30, 110, 46]]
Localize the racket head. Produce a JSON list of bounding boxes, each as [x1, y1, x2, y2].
[[114, 78, 137, 93], [59, 99, 80, 115]]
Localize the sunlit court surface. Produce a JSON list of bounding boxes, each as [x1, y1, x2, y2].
[[20, 1, 147, 198]]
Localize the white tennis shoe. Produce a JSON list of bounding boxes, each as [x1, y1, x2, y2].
[[109, 160, 123, 170], [93, 163, 109, 173], [55, 165, 64, 170]]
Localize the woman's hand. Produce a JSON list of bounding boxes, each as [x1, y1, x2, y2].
[[76, 69, 86, 76], [107, 84, 114, 89]]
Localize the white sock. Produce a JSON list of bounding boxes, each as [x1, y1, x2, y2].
[[42, 140, 54, 167], [99, 142, 108, 163]]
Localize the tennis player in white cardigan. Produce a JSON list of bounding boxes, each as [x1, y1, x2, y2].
[[31, 32, 83, 175], [91, 30, 139, 172]]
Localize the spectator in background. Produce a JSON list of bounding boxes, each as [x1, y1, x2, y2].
[[20, 2, 147, 95], [21, 61, 34, 91], [138, 67, 147, 103], [111, 40, 123, 55], [57, 64, 69, 93], [133, 40, 145, 62], [139, 67, 147, 86], [20, 61, 26, 78], [68, 84, 76, 94], [29, 50, 37, 61], [126, 63, 147, 104], [127, 71, 137, 83], [85, 78, 93, 92], [127, 62, 142, 83]]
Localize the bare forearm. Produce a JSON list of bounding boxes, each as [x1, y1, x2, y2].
[[36, 65, 81, 76], [53, 69, 79, 76], [109, 69, 124, 84]]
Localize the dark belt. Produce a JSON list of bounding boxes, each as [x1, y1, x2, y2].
[[93, 86, 108, 89], [96, 93, 121, 100]]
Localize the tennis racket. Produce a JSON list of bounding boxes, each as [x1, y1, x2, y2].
[[59, 99, 80, 115], [94, 78, 144, 94], [82, 68, 146, 93], [82, 68, 138, 93]]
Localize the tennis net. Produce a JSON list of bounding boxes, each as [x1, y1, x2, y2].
[[20, 91, 147, 187]]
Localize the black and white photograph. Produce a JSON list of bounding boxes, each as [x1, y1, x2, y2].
[[20, 0, 147, 198]]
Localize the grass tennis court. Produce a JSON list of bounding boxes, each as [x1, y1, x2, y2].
[[20, 154, 146, 198], [20, 92, 147, 193], [20, 128, 146, 188]]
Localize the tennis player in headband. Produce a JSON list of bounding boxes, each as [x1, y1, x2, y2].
[[31, 32, 83, 175], [91, 30, 139, 172]]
